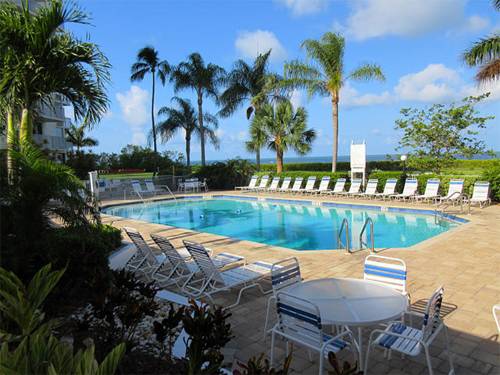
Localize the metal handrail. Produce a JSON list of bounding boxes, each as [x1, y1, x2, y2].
[[158, 184, 177, 203], [436, 192, 469, 216], [359, 217, 375, 252], [337, 218, 350, 252]]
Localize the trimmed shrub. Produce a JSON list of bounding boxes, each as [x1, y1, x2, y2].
[[259, 160, 404, 172], [194, 159, 255, 190], [480, 163, 500, 202], [367, 171, 406, 193]]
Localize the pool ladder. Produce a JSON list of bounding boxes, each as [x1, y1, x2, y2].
[[337, 217, 375, 253]]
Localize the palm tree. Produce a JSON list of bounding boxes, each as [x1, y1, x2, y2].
[[245, 120, 268, 168], [171, 53, 225, 166], [156, 97, 219, 167], [463, 1, 500, 82], [283, 32, 385, 172], [65, 124, 98, 153], [0, 0, 110, 147], [252, 100, 316, 173], [219, 50, 286, 169], [130, 46, 170, 161]]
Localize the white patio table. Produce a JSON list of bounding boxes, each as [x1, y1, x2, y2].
[[285, 277, 407, 368]]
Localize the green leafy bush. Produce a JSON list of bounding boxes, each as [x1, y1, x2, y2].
[[259, 160, 404, 172], [368, 171, 406, 193], [480, 163, 500, 201], [194, 159, 256, 189], [65, 151, 98, 179]]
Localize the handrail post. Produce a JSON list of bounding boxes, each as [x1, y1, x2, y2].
[[337, 218, 350, 252], [359, 217, 374, 252]]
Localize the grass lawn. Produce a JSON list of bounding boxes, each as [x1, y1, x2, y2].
[[99, 172, 153, 180]]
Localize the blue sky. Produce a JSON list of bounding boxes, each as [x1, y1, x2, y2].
[[71, 0, 500, 161]]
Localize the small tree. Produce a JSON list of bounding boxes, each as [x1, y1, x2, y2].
[[395, 94, 494, 173]]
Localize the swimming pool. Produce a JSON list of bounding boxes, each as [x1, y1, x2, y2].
[[103, 197, 460, 251]]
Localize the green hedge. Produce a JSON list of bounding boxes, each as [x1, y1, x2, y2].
[[480, 164, 500, 201], [259, 160, 404, 172]]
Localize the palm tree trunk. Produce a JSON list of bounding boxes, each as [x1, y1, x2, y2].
[[331, 92, 339, 173], [276, 149, 284, 173], [151, 71, 158, 175], [197, 88, 205, 166], [6, 110, 16, 183], [256, 149, 261, 170], [19, 108, 31, 146], [185, 133, 191, 167]]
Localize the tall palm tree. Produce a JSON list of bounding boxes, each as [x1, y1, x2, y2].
[[156, 97, 219, 167], [252, 100, 316, 173], [0, 0, 110, 147], [463, 1, 500, 82], [65, 124, 98, 153], [171, 53, 225, 166], [219, 50, 286, 168], [130, 46, 170, 160], [283, 32, 385, 172], [245, 120, 268, 168]]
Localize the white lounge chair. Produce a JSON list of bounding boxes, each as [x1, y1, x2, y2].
[[123, 227, 166, 277], [151, 234, 244, 288], [364, 286, 455, 375], [131, 180, 152, 199], [236, 175, 258, 191], [364, 255, 409, 300], [182, 240, 274, 308], [277, 177, 292, 193], [254, 175, 270, 192], [436, 179, 464, 204], [145, 179, 168, 195], [493, 304, 500, 333], [323, 178, 346, 195], [310, 176, 331, 194], [353, 179, 378, 199], [264, 177, 281, 193], [412, 179, 440, 203], [270, 292, 357, 375], [373, 179, 398, 200], [297, 176, 317, 194], [390, 178, 418, 200], [288, 177, 304, 194], [337, 179, 362, 197], [263, 258, 302, 338], [466, 181, 491, 208]]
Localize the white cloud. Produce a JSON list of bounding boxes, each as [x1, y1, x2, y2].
[[462, 80, 500, 102], [235, 30, 287, 62], [275, 0, 328, 16], [394, 64, 459, 102], [290, 89, 302, 109], [341, 82, 393, 107], [462, 15, 490, 33], [343, 0, 467, 40], [116, 85, 149, 145]]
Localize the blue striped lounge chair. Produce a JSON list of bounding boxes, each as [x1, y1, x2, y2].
[[297, 176, 317, 194], [182, 240, 275, 308], [263, 258, 302, 338], [373, 179, 397, 200], [323, 178, 346, 195], [311, 176, 331, 194], [436, 179, 464, 204], [353, 179, 379, 199], [235, 175, 258, 191], [467, 181, 491, 208], [270, 292, 357, 375], [390, 178, 418, 200], [337, 178, 362, 197], [364, 286, 455, 375], [254, 175, 270, 192], [412, 179, 440, 203], [289, 177, 304, 194], [265, 177, 281, 193]]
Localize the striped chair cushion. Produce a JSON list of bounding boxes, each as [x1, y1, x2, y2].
[[375, 322, 423, 356]]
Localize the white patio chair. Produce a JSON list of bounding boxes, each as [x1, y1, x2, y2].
[[236, 175, 258, 191], [364, 255, 409, 298], [436, 179, 464, 204], [390, 178, 418, 200], [254, 175, 270, 192], [467, 181, 491, 208], [123, 227, 166, 277], [311, 176, 331, 194], [145, 180, 167, 195], [264, 177, 281, 193], [413, 179, 440, 203], [263, 258, 302, 338], [364, 286, 455, 375], [289, 177, 304, 194], [337, 179, 362, 197], [297, 176, 317, 194], [131, 180, 151, 200], [373, 179, 397, 200], [277, 177, 292, 193], [323, 178, 346, 195], [493, 304, 500, 333], [151, 234, 244, 288], [353, 179, 378, 199], [270, 292, 357, 375], [182, 240, 274, 308]]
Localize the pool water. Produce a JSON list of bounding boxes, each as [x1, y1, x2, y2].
[[103, 198, 458, 250]]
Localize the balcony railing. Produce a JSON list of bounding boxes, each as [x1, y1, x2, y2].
[[33, 134, 70, 151]]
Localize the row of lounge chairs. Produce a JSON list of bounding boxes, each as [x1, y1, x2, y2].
[[236, 175, 491, 207]]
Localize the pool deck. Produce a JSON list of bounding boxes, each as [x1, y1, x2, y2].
[[102, 191, 500, 374]]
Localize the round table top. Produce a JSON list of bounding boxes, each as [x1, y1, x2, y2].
[[285, 278, 407, 326]]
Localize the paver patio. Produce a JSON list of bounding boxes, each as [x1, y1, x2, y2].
[[102, 191, 500, 374]]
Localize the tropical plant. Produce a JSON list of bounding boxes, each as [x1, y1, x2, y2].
[[171, 52, 225, 166], [395, 94, 494, 173], [0, 264, 125, 375], [251, 100, 316, 173], [327, 352, 361, 375], [480, 162, 500, 202], [283, 32, 385, 172], [65, 124, 99, 152], [157, 97, 219, 166], [193, 158, 256, 190], [0, 0, 110, 146], [234, 353, 292, 375], [130, 46, 170, 165], [463, 1, 500, 82], [153, 303, 186, 360]]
